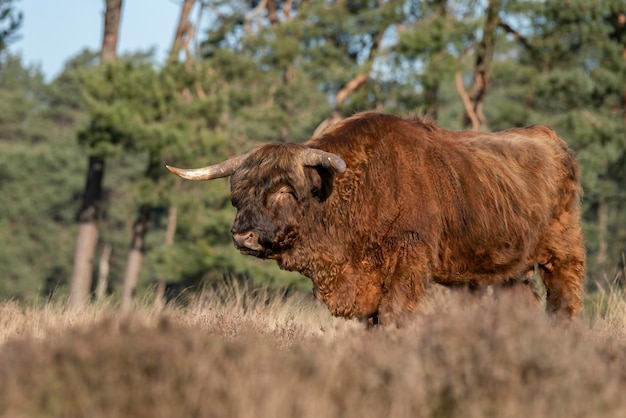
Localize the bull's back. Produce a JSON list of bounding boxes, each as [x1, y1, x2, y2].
[[426, 126, 576, 280], [309, 114, 577, 280]]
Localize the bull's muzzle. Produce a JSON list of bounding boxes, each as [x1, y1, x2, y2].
[[232, 231, 263, 252]]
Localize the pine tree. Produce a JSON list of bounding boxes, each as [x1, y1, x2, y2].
[[0, 53, 87, 302], [68, 0, 123, 309], [0, 0, 21, 52]]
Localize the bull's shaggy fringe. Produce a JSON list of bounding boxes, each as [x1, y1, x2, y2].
[[1, 285, 626, 418]]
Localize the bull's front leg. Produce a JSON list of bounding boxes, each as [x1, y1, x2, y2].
[[313, 263, 384, 320], [378, 245, 432, 327]]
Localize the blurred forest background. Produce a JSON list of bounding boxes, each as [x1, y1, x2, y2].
[[0, 0, 624, 306]]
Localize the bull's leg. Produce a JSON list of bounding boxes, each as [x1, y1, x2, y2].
[[378, 248, 431, 327], [541, 258, 585, 318], [378, 283, 416, 327], [495, 270, 542, 307], [364, 313, 379, 329], [538, 211, 586, 319], [315, 262, 385, 322]]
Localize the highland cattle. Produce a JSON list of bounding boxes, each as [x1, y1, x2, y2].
[[167, 112, 585, 325]]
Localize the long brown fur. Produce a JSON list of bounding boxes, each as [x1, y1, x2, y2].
[[227, 112, 585, 325]]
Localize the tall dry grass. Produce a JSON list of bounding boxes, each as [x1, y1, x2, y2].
[[1, 282, 626, 417]]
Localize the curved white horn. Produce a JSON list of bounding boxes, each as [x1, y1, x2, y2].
[[301, 148, 346, 173], [166, 153, 249, 181]]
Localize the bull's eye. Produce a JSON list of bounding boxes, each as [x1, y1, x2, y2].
[[268, 187, 297, 208], [276, 185, 297, 199], [281, 190, 297, 200]]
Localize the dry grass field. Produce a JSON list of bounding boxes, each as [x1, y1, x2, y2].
[[1, 280, 626, 418]]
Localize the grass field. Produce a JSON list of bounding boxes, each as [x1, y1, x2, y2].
[[1, 280, 626, 417]]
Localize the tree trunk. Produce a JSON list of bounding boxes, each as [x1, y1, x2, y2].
[[456, 72, 480, 131], [69, 223, 98, 307], [152, 0, 199, 308], [170, 0, 206, 99], [168, 0, 196, 63], [154, 206, 178, 309], [122, 204, 151, 310], [461, 0, 500, 130], [313, 28, 382, 136], [69, 155, 105, 309], [154, 281, 167, 311], [100, 0, 123, 63], [316, 6, 387, 134], [95, 244, 112, 300], [68, 0, 122, 309], [267, 0, 279, 25], [165, 206, 177, 245], [122, 153, 162, 308], [424, 81, 440, 120], [313, 74, 370, 137], [312, 110, 343, 138]]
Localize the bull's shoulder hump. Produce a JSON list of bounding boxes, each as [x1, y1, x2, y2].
[[455, 125, 565, 149], [496, 124, 566, 145]]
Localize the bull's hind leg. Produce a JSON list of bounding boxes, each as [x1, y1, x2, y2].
[[538, 210, 586, 319], [495, 272, 542, 307]]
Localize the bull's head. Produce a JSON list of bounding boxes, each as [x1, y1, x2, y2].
[[166, 144, 346, 259]]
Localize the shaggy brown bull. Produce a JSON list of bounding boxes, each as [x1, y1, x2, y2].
[[167, 112, 585, 325]]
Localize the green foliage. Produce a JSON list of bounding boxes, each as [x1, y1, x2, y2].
[[79, 57, 178, 158], [0, 54, 85, 302], [0, 54, 46, 142], [74, 47, 307, 294], [0, 0, 21, 52], [0, 138, 84, 300]]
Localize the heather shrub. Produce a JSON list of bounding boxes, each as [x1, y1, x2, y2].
[[1, 286, 626, 417]]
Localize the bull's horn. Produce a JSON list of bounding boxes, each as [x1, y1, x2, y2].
[[301, 148, 347, 174], [166, 153, 249, 181]]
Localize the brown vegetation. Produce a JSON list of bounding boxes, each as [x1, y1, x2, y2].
[[1, 284, 626, 417]]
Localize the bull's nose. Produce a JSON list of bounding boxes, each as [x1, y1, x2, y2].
[[232, 231, 262, 251]]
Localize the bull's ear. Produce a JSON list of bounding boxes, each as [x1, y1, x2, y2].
[[308, 165, 336, 202]]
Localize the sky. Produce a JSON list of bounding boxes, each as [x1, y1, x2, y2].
[[11, 0, 189, 81]]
